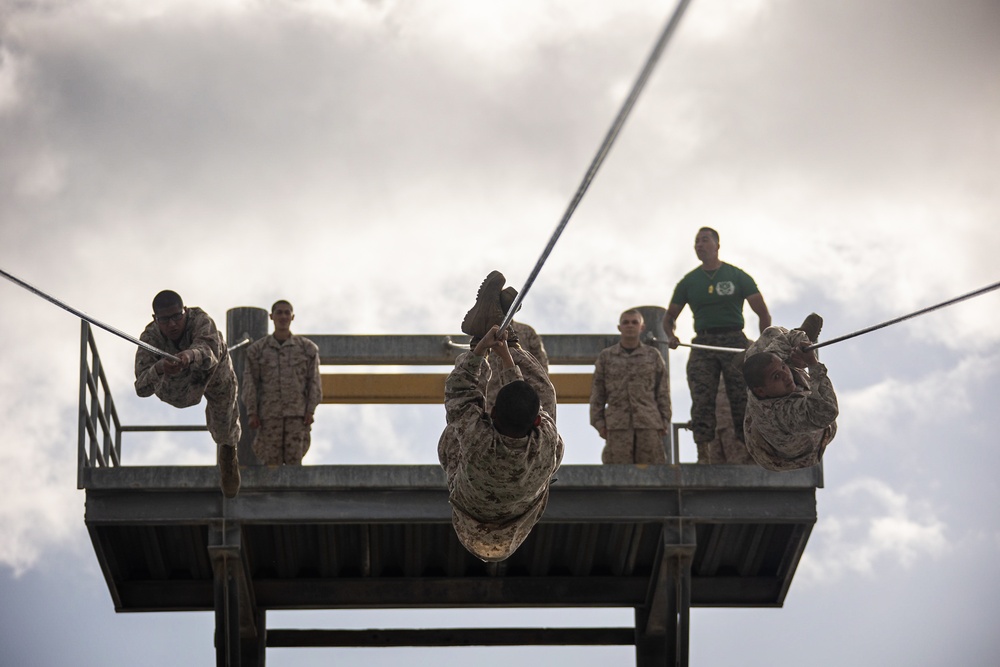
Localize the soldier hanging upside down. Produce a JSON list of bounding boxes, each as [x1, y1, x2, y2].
[[438, 271, 563, 562], [742, 314, 839, 472], [134, 290, 242, 497]]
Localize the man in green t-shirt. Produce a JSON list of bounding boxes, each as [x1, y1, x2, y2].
[[662, 227, 771, 464]]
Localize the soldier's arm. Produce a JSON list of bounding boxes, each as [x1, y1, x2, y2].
[[186, 313, 224, 369], [589, 351, 608, 436], [304, 340, 322, 424], [134, 332, 164, 397], [653, 350, 671, 432], [662, 303, 683, 348], [747, 293, 772, 334]]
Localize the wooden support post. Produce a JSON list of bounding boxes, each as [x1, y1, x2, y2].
[[227, 307, 268, 466]]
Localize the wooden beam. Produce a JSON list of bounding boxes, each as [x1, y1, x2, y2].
[[266, 627, 635, 647], [321, 373, 594, 404]]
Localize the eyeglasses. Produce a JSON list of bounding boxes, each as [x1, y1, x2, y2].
[[154, 310, 186, 324]]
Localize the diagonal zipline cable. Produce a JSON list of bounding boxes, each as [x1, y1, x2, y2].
[[807, 280, 1000, 351], [499, 0, 693, 331], [1, 266, 182, 362]]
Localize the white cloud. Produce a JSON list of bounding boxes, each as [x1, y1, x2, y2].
[[839, 352, 999, 442], [797, 477, 948, 587]]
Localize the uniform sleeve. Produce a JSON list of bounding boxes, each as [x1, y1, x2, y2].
[[186, 311, 224, 370], [770, 364, 839, 433], [134, 330, 162, 398], [444, 352, 488, 427], [653, 349, 672, 428], [304, 339, 323, 416], [241, 341, 261, 418], [589, 350, 608, 431], [525, 328, 549, 372], [804, 363, 839, 427], [445, 352, 524, 427]]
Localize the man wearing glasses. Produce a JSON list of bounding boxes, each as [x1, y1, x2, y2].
[[134, 290, 241, 497]]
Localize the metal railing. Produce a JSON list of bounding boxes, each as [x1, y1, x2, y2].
[[78, 312, 688, 484], [77, 322, 208, 487]]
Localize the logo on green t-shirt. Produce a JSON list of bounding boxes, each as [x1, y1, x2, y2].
[[716, 281, 735, 296]]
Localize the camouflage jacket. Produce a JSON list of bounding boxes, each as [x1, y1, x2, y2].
[[443, 352, 563, 561], [242, 334, 322, 419], [134, 307, 233, 408], [744, 327, 839, 471], [511, 321, 549, 371], [590, 342, 671, 432]]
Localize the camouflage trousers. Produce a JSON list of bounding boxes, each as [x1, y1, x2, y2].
[[151, 360, 241, 452], [602, 429, 667, 465], [251, 417, 311, 465], [202, 368, 242, 451], [686, 331, 750, 463]]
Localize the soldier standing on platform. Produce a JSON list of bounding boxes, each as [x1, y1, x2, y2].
[[242, 300, 322, 465], [134, 290, 242, 497], [590, 308, 671, 464], [663, 227, 771, 464], [439, 271, 564, 562]]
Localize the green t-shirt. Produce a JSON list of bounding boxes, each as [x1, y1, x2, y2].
[[669, 262, 760, 332]]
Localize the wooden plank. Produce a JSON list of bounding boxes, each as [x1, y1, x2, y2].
[[266, 627, 636, 647], [321, 373, 594, 404]]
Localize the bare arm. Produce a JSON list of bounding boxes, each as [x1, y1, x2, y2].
[[747, 293, 772, 334], [661, 303, 684, 349]]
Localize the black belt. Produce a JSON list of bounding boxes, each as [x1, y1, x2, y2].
[[696, 327, 742, 335]]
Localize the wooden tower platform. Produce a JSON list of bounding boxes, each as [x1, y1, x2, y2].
[[78, 307, 821, 666]]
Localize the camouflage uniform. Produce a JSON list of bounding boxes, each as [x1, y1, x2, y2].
[[589, 342, 671, 464], [708, 380, 754, 464], [481, 343, 556, 422], [511, 321, 549, 372], [438, 351, 563, 562], [134, 307, 241, 448], [744, 326, 839, 471], [242, 334, 322, 465], [686, 331, 751, 463]]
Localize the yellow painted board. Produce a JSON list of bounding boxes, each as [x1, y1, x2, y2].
[[321, 373, 593, 404]]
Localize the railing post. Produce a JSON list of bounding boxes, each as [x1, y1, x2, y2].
[[227, 307, 269, 466], [78, 321, 90, 489]]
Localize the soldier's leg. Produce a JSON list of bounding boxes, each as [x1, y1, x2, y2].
[[687, 349, 723, 463], [282, 417, 311, 465], [204, 373, 241, 448], [633, 429, 667, 465], [602, 430, 635, 464], [204, 366, 241, 497], [713, 379, 753, 464], [252, 419, 284, 466], [720, 343, 750, 445]]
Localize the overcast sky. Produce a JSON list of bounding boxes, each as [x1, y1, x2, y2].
[[1, 0, 999, 665]]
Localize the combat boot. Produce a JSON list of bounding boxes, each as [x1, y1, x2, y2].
[[461, 270, 506, 339], [799, 313, 823, 343]]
